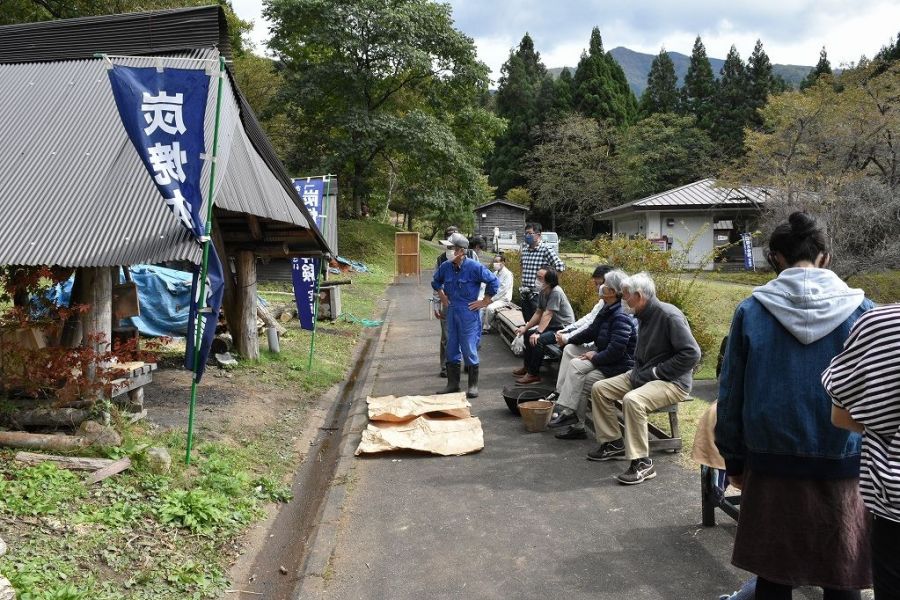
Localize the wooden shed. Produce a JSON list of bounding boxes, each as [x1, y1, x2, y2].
[[472, 200, 528, 240]]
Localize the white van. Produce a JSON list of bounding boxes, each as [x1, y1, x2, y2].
[[542, 231, 560, 254], [493, 230, 518, 253]]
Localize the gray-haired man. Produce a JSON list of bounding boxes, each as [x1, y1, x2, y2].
[[587, 272, 701, 485]]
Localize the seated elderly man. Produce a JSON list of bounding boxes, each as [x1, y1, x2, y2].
[[588, 272, 701, 485], [547, 270, 637, 440]]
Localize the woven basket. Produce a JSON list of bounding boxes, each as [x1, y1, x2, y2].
[[519, 400, 553, 433]]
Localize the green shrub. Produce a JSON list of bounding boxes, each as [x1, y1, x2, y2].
[[0, 462, 84, 516], [587, 236, 718, 358], [157, 488, 230, 533]]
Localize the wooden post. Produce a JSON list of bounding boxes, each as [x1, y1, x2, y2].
[[212, 214, 241, 340], [236, 250, 259, 360], [80, 267, 113, 414], [81, 267, 113, 354]]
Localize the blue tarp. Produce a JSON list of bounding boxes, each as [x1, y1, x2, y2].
[[47, 265, 196, 338]]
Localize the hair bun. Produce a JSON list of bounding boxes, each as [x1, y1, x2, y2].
[[788, 211, 817, 238]]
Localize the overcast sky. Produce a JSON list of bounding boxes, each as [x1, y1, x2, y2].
[[232, 0, 900, 84]]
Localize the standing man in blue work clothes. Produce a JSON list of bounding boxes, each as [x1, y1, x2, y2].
[[433, 232, 499, 398]]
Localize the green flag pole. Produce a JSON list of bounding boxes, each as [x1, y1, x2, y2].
[[306, 176, 331, 374], [186, 55, 227, 465]]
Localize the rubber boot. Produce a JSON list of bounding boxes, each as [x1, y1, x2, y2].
[[466, 364, 479, 399], [437, 363, 461, 394]]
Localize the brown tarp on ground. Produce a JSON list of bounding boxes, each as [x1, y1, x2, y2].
[[355, 393, 484, 456]]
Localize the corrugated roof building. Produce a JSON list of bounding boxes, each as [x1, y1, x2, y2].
[[0, 6, 329, 268], [593, 179, 771, 269]]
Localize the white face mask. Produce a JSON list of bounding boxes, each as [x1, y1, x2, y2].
[[492, 262, 502, 271], [446, 249, 456, 261], [534, 281, 545, 292]]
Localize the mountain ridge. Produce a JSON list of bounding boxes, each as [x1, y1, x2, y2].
[[549, 46, 815, 95]]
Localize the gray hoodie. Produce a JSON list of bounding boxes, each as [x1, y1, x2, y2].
[[751, 268, 865, 345]]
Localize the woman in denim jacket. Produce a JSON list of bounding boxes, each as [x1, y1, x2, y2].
[[715, 212, 874, 599]]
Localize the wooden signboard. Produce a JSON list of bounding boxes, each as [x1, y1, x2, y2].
[[395, 232, 421, 278]]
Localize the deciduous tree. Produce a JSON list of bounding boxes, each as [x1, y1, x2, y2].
[[266, 0, 500, 218]]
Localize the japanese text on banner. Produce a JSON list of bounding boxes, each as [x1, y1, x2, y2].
[[292, 178, 326, 230], [292, 257, 319, 331], [107, 64, 224, 382]]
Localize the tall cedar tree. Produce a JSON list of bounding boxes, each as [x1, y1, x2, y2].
[[746, 40, 775, 127], [681, 36, 716, 129], [554, 68, 576, 116], [639, 48, 679, 116], [573, 27, 637, 125], [800, 47, 833, 89], [488, 33, 549, 194], [710, 45, 750, 158]]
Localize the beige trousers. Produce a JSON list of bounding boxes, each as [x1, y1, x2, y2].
[[590, 371, 688, 460], [555, 343, 593, 390]]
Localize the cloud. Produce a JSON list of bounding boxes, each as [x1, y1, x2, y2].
[[230, 0, 900, 78], [447, 0, 900, 77]]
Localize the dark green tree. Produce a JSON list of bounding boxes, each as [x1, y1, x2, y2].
[[746, 39, 775, 126], [710, 45, 750, 158], [266, 0, 501, 218], [681, 36, 717, 129], [487, 33, 549, 194], [572, 27, 637, 125], [617, 113, 717, 200], [800, 47, 833, 89], [639, 48, 679, 116], [875, 32, 900, 63], [553, 67, 576, 115]]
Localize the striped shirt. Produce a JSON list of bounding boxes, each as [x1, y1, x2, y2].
[[520, 242, 565, 289], [823, 303, 900, 523]]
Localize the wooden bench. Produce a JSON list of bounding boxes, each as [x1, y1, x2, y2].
[[108, 361, 157, 417], [493, 304, 564, 365], [493, 304, 525, 346], [584, 396, 692, 453]]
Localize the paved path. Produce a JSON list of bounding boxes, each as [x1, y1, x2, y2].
[[316, 276, 753, 600]]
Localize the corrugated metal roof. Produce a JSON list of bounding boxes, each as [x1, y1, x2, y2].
[[0, 7, 330, 266], [473, 199, 528, 212], [594, 178, 770, 219], [0, 6, 230, 64]]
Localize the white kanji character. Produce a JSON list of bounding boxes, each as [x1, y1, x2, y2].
[[141, 91, 186, 135], [164, 188, 195, 232], [306, 207, 319, 223], [147, 142, 187, 185], [303, 189, 318, 208], [301, 262, 315, 282]]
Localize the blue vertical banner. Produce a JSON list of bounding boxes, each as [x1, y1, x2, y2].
[[292, 257, 320, 331], [108, 64, 223, 382], [741, 233, 755, 270], [292, 178, 326, 229]]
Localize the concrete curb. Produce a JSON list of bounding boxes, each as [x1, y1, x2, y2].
[[293, 296, 394, 598]]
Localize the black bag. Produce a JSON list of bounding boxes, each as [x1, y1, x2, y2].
[[501, 383, 556, 416]]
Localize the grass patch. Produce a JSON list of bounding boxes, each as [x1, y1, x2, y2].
[[0, 217, 431, 599]]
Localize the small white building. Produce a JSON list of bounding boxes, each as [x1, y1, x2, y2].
[[593, 179, 771, 269]]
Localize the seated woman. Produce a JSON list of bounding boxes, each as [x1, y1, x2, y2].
[[482, 254, 514, 333], [547, 270, 636, 439], [512, 266, 575, 385]]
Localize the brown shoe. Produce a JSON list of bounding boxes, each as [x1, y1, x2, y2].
[[512, 367, 528, 376], [516, 374, 542, 385]]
